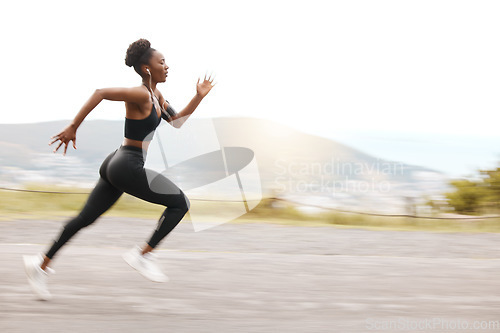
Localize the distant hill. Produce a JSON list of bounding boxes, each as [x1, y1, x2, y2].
[[0, 117, 449, 213]]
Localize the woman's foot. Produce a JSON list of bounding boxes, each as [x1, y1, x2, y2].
[[23, 254, 53, 300], [122, 246, 168, 283]]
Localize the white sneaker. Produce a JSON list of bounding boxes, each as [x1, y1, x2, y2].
[[122, 246, 168, 283], [23, 254, 53, 301]]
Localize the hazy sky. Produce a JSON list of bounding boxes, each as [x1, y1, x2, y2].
[[1, 0, 500, 176]]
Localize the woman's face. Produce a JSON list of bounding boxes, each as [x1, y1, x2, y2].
[[148, 50, 169, 82]]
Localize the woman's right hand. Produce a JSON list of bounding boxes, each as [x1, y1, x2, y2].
[[49, 124, 77, 155]]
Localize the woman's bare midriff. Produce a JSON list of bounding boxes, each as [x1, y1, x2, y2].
[[123, 138, 151, 151]]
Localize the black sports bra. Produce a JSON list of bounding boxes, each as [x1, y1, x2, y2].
[[124, 103, 161, 141], [124, 92, 178, 142]]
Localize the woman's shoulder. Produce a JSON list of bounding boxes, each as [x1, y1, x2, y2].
[[125, 85, 151, 103], [97, 86, 150, 104], [134, 85, 151, 96]]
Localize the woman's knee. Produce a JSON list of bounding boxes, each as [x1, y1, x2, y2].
[[169, 194, 190, 214]]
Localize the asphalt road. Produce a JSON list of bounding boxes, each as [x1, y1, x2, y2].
[[1, 217, 499, 332]]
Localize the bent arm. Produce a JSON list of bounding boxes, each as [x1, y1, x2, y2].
[[159, 75, 215, 128], [71, 87, 149, 130], [69, 89, 104, 130], [48, 89, 105, 154], [168, 94, 204, 128], [50, 86, 149, 154]]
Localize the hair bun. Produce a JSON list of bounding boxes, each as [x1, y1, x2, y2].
[[125, 38, 151, 67]]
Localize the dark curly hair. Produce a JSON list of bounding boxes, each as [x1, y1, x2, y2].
[[125, 38, 156, 76]]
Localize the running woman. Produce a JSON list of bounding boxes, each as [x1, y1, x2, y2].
[[23, 39, 215, 300]]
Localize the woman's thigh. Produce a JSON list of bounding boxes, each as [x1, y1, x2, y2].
[[126, 168, 189, 208], [106, 148, 189, 208]]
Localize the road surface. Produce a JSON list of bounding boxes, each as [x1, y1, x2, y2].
[[1, 217, 499, 332]]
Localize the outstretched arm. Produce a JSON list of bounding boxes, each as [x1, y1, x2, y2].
[[162, 74, 215, 128], [49, 87, 149, 155]]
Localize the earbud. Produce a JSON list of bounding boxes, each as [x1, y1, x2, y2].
[[146, 68, 150, 74]]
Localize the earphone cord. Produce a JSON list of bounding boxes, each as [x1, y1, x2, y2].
[[142, 83, 170, 118], [142, 83, 155, 102]]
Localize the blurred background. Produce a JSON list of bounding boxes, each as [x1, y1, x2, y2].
[[1, 0, 500, 228], [0, 1, 500, 218], [1, 2, 500, 332], [1, 0, 500, 224]]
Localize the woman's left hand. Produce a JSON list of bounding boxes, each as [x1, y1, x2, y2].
[[196, 74, 216, 98]]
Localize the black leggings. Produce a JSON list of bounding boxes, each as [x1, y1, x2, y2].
[[45, 145, 190, 259]]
